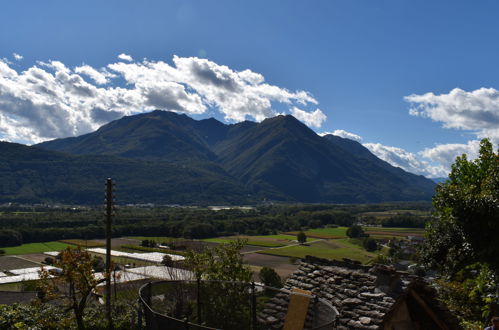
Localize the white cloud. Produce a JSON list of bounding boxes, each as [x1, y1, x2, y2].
[[117, 53, 133, 62], [290, 107, 326, 128], [363, 143, 447, 178], [419, 140, 481, 170], [405, 87, 499, 141], [74, 65, 114, 85], [319, 129, 362, 142], [0, 55, 320, 144], [13, 53, 23, 61]]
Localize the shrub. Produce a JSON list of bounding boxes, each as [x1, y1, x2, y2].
[[362, 237, 378, 252], [259, 266, 282, 289]]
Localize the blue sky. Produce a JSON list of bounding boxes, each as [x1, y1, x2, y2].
[[1, 0, 498, 177]]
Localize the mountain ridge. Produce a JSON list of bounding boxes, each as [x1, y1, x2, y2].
[[15, 110, 438, 204]]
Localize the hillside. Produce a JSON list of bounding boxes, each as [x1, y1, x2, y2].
[[30, 110, 437, 204], [0, 141, 250, 205]]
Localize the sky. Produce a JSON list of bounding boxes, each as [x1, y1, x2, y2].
[[1, 0, 498, 178]]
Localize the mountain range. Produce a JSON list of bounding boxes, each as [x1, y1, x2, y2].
[[0, 110, 436, 205]]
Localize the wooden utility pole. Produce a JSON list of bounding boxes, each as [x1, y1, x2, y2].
[[105, 178, 114, 329]]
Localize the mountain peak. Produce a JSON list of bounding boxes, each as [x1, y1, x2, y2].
[[33, 110, 436, 204]]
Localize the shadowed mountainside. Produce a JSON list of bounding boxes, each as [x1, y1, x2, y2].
[[20, 110, 437, 204]]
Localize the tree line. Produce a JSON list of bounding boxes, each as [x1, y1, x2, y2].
[[0, 201, 431, 247]]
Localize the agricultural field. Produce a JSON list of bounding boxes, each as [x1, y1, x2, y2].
[[363, 227, 424, 239], [0, 256, 40, 270], [258, 239, 375, 263], [59, 239, 104, 247], [285, 227, 348, 239], [202, 234, 313, 247], [1, 241, 72, 255]]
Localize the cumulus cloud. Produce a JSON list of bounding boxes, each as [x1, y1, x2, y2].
[[74, 65, 114, 85], [402, 87, 499, 177], [419, 140, 481, 170], [319, 129, 362, 142], [13, 53, 23, 61], [0, 55, 321, 143], [117, 53, 133, 61], [290, 107, 326, 128], [363, 143, 447, 178], [405, 87, 499, 141]]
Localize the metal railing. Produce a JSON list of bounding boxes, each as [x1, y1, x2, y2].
[[139, 280, 338, 330]]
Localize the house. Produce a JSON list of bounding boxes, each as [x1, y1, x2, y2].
[[259, 256, 461, 330]]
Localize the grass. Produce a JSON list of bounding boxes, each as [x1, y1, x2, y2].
[[202, 234, 314, 247], [363, 226, 424, 233], [202, 238, 233, 244], [285, 227, 348, 239], [0, 282, 24, 292], [258, 240, 374, 263], [87, 252, 156, 267], [202, 237, 285, 247], [1, 241, 72, 255], [59, 239, 104, 247]]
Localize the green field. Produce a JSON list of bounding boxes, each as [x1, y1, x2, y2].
[[1, 241, 72, 255], [258, 240, 375, 263], [286, 227, 348, 238], [59, 239, 104, 247], [202, 234, 314, 247], [202, 238, 233, 244], [363, 226, 424, 233], [202, 237, 285, 247]]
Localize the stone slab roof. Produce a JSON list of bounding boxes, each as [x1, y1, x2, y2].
[[261, 256, 461, 330]]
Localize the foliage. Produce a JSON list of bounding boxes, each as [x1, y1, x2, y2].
[[185, 239, 252, 283], [183, 240, 252, 329], [141, 239, 156, 248], [362, 237, 378, 252], [0, 300, 142, 330], [346, 224, 365, 238], [435, 263, 498, 324], [0, 229, 23, 246], [38, 247, 107, 330], [423, 139, 499, 274], [0, 202, 430, 248], [0, 302, 72, 330], [297, 231, 307, 244], [420, 138, 499, 324], [259, 266, 282, 289], [371, 253, 390, 265]]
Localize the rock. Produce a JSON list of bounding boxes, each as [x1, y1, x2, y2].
[[359, 317, 371, 324], [266, 316, 278, 323], [360, 292, 385, 299], [343, 297, 362, 305]]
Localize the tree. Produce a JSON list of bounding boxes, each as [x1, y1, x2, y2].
[[297, 231, 307, 244], [420, 138, 499, 323], [259, 266, 282, 289], [346, 224, 365, 238], [362, 237, 378, 252], [183, 240, 253, 329], [422, 138, 499, 274], [39, 247, 107, 330]]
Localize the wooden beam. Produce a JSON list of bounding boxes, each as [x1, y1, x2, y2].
[[409, 290, 449, 330]]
